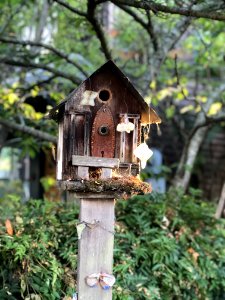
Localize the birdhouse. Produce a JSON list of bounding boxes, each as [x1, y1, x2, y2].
[[49, 60, 161, 183]]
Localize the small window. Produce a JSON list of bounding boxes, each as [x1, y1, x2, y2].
[[98, 89, 111, 102]]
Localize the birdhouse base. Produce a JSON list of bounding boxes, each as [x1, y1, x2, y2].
[[58, 176, 152, 198]]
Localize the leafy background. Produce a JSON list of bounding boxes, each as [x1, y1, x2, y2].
[[0, 190, 224, 300]]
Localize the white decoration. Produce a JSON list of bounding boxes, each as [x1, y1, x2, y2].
[[80, 90, 98, 106], [100, 273, 116, 287], [116, 123, 127, 132], [127, 122, 135, 131], [76, 223, 86, 239], [116, 114, 135, 133], [133, 143, 153, 169]]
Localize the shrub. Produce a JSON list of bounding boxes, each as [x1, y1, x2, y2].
[[0, 190, 224, 299]]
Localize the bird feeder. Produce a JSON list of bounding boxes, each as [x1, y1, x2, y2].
[[49, 60, 161, 300]]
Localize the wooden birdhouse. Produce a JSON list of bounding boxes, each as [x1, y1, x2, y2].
[[49, 60, 161, 183], [49, 60, 161, 300]]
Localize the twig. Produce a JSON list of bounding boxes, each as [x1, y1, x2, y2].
[[0, 117, 57, 144], [53, 0, 112, 60], [0, 37, 88, 77], [52, 0, 87, 17], [17, 75, 57, 92], [87, 0, 112, 60], [0, 58, 80, 85], [188, 115, 225, 141], [114, 3, 158, 52], [174, 54, 189, 101]]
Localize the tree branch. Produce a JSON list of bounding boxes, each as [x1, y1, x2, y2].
[[17, 75, 57, 92], [53, 0, 112, 60], [188, 115, 225, 141], [0, 37, 89, 77], [52, 0, 87, 17], [86, 0, 112, 60], [0, 58, 81, 85], [115, 4, 158, 52], [0, 117, 57, 144], [111, 0, 225, 21]]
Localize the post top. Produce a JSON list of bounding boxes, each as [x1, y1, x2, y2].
[[58, 177, 152, 198]]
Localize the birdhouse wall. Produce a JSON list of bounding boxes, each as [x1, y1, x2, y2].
[[60, 111, 91, 180], [51, 61, 161, 180], [64, 67, 143, 160]]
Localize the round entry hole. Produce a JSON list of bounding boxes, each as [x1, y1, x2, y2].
[[98, 125, 109, 136], [99, 89, 111, 101]]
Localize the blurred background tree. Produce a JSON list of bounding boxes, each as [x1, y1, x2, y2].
[[0, 0, 225, 205]]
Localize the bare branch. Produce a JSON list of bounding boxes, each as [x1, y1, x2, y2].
[[0, 37, 89, 77], [188, 115, 225, 141], [154, 18, 191, 78], [0, 117, 57, 144], [52, 0, 87, 17], [17, 75, 57, 92], [111, 0, 225, 21], [0, 58, 81, 85], [115, 4, 158, 52], [87, 1, 112, 60], [53, 0, 112, 60]]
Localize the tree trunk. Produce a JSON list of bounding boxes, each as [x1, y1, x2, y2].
[[215, 182, 225, 219], [35, 0, 49, 43], [172, 126, 208, 190], [172, 85, 225, 191]]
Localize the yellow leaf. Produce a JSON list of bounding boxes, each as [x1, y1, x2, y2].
[[7, 92, 19, 104], [208, 102, 222, 116], [144, 96, 152, 105], [150, 80, 156, 90], [196, 95, 207, 103], [195, 105, 201, 113], [31, 86, 39, 97], [157, 87, 178, 101], [180, 105, 194, 114]]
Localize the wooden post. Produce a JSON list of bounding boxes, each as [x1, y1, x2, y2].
[[77, 195, 115, 300]]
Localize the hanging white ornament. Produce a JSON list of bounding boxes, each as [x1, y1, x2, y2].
[[116, 123, 126, 132], [125, 122, 135, 133], [133, 143, 153, 169], [116, 114, 134, 133]]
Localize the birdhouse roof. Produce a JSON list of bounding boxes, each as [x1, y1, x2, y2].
[[48, 60, 161, 125]]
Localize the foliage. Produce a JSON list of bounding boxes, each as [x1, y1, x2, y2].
[[0, 190, 225, 299], [0, 195, 78, 300], [0, 1, 225, 192], [114, 190, 225, 300]]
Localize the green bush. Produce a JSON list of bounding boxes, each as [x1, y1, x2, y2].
[[0, 190, 224, 300]]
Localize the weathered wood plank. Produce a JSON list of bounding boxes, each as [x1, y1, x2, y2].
[[78, 166, 89, 180], [57, 121, 63, 180], [77, 198, 115, 300], [72, 155, 119, 168], [132, 118, 139, 163], [120, 131, 126, 163]]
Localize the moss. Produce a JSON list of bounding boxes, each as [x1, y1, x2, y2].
[[58, 176, 152, 197]]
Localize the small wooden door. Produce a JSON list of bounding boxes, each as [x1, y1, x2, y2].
[[91, 105, 115, 158]]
